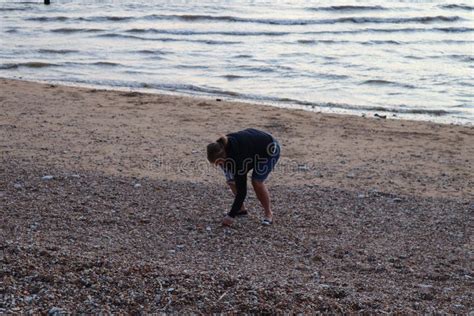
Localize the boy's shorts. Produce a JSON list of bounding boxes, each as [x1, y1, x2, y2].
[[222, 140, 280, 183]]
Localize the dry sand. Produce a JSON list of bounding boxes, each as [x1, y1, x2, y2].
[[1, 78, 473, 313]]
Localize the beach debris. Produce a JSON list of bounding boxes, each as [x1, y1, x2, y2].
[[374, 113, 387, 119], [346, 173, 355, 178], [357, 194, 365, 199], [133, 183, 142, 188], [41, 175, 54, 181], [71, 174, 80, 178], [216, 98, 222, 102], [13, 183, 23, 189]]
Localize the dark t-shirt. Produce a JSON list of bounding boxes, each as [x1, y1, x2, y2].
[[224, 128, 275, 217]]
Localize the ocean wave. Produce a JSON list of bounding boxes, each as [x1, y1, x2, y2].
[[440, 4, 474, 10], [147, 83, 240, 97], [26, 14, 463, 25], [221, 74, 246, 81], [26, 16, 69, 22], [296, 39, 416, 46], [0, 7, 30, 11], [273, 97, 450, 116], [234, 54, 253, 59], [363, 40, 402, 45], [38, 49, 79, 54], [297, 39, 353, 45], [96, 33, 241, 45], [303, 26, 473, 35], [307, 5, 387, 12], [428, 54, 474, 62], [361, 80, 417, 89], [136, 49, 169, 55], [0, 62, 58, 69], [91, 62, 121, 67], [149, 14, 463, 25], [51, 27, 105, 33], [125, 28, 289, 36], [435, 27, 474, 32]]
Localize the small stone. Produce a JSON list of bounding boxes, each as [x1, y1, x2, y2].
[[25, 296, 34, 304], [42, 175, 54, 181], [297, 165, 309, 171], [48, 307, 62, 316], [133, 183, 142, 188]]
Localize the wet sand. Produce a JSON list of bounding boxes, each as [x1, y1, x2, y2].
[[1, 78, 473, 313]]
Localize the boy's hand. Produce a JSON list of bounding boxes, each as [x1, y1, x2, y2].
[[222, 215, 234, 227]]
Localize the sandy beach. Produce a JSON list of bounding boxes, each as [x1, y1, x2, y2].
[[1, 78, 473, 313]]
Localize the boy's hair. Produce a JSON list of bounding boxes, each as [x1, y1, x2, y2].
[[207, 135, 228, 163]]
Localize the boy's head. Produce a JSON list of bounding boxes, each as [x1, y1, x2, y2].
[[207, 135, 228, 165]]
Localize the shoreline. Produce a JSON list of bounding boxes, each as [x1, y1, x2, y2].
[[3, 77, 472, 126], [1, 78, 473, 313]]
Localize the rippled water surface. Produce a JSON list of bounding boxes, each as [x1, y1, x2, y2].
[[1, 0, 473, 124]]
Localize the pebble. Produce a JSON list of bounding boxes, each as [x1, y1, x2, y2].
[[42, 175, 54, 181], [297, 165, 309, 171], [24, 296, 35, 304], [48, 307, 62, 316]]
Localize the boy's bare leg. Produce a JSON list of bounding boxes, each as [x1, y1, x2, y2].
[[251, 180, 272, 219], [227, 182, 246, 211]]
